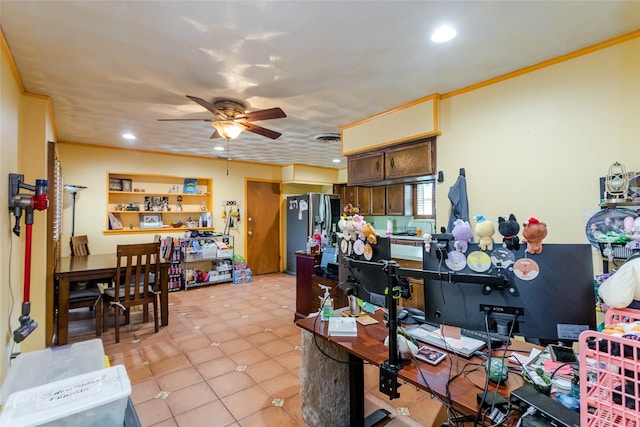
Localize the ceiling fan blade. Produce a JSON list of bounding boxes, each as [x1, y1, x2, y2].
[[237, 107, 286, 122], [185, 95, 222, 116], [157, 118, 215, 122], [209, 130, 221, 139], [244, 123, 282, 140]]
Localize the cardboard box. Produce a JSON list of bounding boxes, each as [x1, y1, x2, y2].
[[0, 365, 131, 427], [234, 268, 252, 278], [233, 275, 252, 284]]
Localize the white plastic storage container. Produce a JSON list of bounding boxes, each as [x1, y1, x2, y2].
[[0, 339, 106, 406], [0, 365, 131, 427]]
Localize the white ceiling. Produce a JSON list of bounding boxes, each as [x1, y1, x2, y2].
[[1, 1, 639, 169]]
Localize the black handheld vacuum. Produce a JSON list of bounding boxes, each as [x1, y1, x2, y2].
[[8, 173, 49, 343]]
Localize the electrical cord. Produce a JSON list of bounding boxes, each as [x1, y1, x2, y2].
[[474, 309, 519, 427]]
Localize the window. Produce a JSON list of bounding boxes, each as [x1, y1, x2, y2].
[[413, 181, 435, 219]]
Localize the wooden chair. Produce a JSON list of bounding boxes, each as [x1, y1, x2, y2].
[[99, 242, 161, 343], [70, 235, 90, 256], [65, 235, 102, 325]]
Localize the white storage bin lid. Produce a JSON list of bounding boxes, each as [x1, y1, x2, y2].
[[0, 339, 106, 406], [0, 365, 131, 427]]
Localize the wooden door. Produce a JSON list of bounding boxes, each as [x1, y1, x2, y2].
[[246, 180, 281, 275]]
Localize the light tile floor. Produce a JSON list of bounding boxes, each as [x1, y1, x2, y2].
[[67, 273, 444, 426]]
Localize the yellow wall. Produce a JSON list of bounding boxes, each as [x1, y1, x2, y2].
[[1, 31, 53, 376], [56, 144, 286, 258], [1, 30, 22, 380], [436, 36, 640, 245]]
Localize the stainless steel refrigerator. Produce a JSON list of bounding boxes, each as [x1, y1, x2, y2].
[[286, 193, 341, 274]]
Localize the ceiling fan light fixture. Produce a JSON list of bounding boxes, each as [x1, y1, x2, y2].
[[212, 121, 246, 140]]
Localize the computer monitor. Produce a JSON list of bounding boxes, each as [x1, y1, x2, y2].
[[421, 242, 596, 344], [338, 237, 403, 308]]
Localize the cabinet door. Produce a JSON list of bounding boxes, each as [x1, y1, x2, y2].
[[356, 186, 371, 216], [386, 184, 405, 215], [371, 187, 386, 215], [348, 151, 384, 185], [384, 139, 434, 180]]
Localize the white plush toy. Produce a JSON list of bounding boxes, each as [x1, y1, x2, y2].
[[598, 256, 640, 309]]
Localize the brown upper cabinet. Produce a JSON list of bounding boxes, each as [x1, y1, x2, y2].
[[347, 137, 436, 186], [385, 139, 435, 180], [347, 151, 384, 185], [370, 187, 386, 215]]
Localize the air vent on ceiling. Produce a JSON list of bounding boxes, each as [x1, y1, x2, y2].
[[314, 133, 341, 143]]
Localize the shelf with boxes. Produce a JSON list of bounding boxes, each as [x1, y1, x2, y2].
[[180, 234, 234, 289], [105, 173, 214, 234]]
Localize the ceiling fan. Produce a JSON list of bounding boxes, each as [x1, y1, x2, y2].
[[158, 95, 286, 140]]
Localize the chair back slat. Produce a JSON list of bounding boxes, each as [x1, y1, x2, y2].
[[70, 235, 90, 256], [114, 242, 161, 305]]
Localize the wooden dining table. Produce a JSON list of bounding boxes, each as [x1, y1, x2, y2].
[[54, 254, 170, 345]]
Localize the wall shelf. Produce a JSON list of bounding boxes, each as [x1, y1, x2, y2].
[[105, 172, 213, 235]]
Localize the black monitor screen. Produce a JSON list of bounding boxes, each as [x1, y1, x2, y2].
[[338, 237, 394, 308], [422, 242, 595, 343]]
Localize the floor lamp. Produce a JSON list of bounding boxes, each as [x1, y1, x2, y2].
[[64, 184, 87, 236]]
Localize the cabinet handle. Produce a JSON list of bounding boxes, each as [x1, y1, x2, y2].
[[390, 157, 395, 169], [376, 160, 380, 171], [248, 230, 253, 235]]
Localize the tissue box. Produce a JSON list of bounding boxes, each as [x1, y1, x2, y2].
[[0, 365, 131, 427]]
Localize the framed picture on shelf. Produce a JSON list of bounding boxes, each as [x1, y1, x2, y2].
[[121, 179, 132, 192], [109, 178, 123, 191], [183, 178, 197, 194], [139, 213, 162, 229]]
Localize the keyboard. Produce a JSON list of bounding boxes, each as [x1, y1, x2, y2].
[[408, 322, 510, 358]]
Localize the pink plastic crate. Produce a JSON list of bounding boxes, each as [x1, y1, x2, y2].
[[579, 308, 640, 427]]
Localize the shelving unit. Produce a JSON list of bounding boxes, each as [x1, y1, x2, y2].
[[105, 172, 214, 234], [180, 234, 234, 289]]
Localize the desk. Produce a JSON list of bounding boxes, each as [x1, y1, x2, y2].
[[296, 312, 536, 426], [55, 254, 170, 345]]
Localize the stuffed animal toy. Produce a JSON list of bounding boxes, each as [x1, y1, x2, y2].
[[361, 222, 379, 245], [452, 219, 473, 253], [474, 215, 495, 251], [598, 256, 640, 309], [498, 214, 521, 250], [339, 217, 358, 241], [522, 217, 548, 254], [623, 216, 640, 250], [352, 214, 367, 240]]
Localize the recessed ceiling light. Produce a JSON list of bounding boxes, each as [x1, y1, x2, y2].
[[332, 158, 341, 163], [214, 146, 224, 151], [431, 25, 456, 43], [122, 133, 136, 140]]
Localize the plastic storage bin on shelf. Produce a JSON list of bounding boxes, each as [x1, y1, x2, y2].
[[0, 365, 131, 427], [579, 308, 640, 427]]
